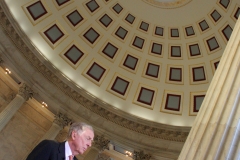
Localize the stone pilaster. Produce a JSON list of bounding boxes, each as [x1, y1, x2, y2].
[[0, 83, 33, 131], [133, 150, 151, 160], [83, 135, 110, 160]]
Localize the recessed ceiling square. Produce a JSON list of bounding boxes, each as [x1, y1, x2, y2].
[[192, 66, 206, 81], [102, 42, 118, 59], [137, 87, 155, 106], [234, 7, 240, 19], [219, 0, 230, 9], [140, 21, 149, 31], [169, 67, 182, 81], [171, 46, 181, 57], [99, 14, 113, 28], [86, 0, 99, 12], [132, 36, 144, 49], [56, 0, 70, 6], [26, 1, 47, 20], [189, 44, 201, 56], [112, 3, 123, 14], [155, 26, 164, 36], [185, 26, 195, 36], [83, 27, 100, 44], [171, 28, 179, 37], [199, 20, 209, 31], [194, 95, 205, 112], [222, 25, 233, 41], [210, 10, 221, 22], [206, 37, 219, 51], [151, 43, 162, 55], [146, 63, 159, 78], [111, 76, 129, 95], [86, 62, 106, 82], [123, 54, 138, 70], [115, 26, 128, 40], [125, 13, 135, 24], [44, 24, 64, 44], [67, 10, 83, 27], [165, 94, 181, 111], [64, 45, 84, 64]]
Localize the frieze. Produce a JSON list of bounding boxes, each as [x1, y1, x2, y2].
[[0, 4, 189, 142]]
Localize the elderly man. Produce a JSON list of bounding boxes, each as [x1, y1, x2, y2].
[[26, 122, 94, 160]]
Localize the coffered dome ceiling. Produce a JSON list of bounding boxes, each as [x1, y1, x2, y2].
[[3, 0, 240, 127]]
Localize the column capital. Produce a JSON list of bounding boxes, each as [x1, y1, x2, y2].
[[53, 112, 72, 128], [97, 153, 111, 160], [92, 135, 110, 151], [133, 150, 151, 160], [18, 83, 33, 101]]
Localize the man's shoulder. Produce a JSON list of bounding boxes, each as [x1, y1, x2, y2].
[[40, 139, 61, 147]]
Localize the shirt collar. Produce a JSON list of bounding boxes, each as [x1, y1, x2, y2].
[[65, 141, 73, 158]]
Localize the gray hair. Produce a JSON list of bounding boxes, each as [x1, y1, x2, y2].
[[67, 122, 93, 138]]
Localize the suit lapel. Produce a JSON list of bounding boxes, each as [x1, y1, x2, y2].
[[58, 142, 66, 160]]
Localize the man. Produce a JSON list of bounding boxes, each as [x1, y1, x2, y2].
[[26, 122, 94, 160]]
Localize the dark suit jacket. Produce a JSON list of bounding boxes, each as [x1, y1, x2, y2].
[[26, 140, 78, 160]]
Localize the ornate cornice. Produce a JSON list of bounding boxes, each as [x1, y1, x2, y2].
[[0, 3, 190, 142]]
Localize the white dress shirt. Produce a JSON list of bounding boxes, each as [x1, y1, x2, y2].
[[65, 141, 73, 160]]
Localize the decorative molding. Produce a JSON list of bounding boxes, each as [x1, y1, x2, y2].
[[0, 3, 190, 142], [6, 91, 16, 102], [54, 112, 72, 128], [97, 153, 111, 160], [133, 150, 151, 160], [93, 135, 110, 151], [18, 83, 33, 101]]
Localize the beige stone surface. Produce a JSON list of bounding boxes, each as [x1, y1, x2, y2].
[[0, 112, 45, 160]]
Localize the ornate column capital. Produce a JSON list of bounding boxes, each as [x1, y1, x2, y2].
[[97, 153, 111, 160], [53, 112, 72, 128], [18, 83, 33, 101], [6, 91, 15, 102], [92, 135, 110, 151], [133, 150, 151, 160]]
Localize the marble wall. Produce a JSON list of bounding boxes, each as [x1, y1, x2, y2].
[[0, 71, 54, 160]]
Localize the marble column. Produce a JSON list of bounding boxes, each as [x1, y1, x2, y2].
[[179, 19, 240, 159], [83, 135, 110, 160], [0, 83, 33, 131], [133, 150, 151, 160], [40, 112, 72, 141]]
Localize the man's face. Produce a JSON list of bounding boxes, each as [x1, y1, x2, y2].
[[72, 128, 94, 155]]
